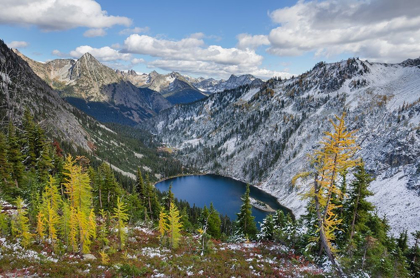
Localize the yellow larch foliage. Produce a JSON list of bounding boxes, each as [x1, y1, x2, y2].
[[158, 208, 169, 241], [312, 112, 359, 251], [113, 197, 129, 250], [168, 203, 183, 249], [11, 197, 32, 247]]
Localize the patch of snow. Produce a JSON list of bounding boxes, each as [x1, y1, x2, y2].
[[367, 170, 420, 244], [134, 152, 144, 159], [98, 123, 117, 135], [241, 88, 260, 102]]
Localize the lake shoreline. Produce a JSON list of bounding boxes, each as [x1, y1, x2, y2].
[[154, 172, 295, 219]]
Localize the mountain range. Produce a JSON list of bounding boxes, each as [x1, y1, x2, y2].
[[0, 40, 181, 182], [4, 39, 419, 242], [142, 57, 420, 240]]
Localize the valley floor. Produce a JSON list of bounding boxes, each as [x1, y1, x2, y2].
[[0, 224, 323, 277]]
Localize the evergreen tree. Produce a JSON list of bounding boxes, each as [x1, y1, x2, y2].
[[207, 203, 221, 239], [7, 122, 23, 190], [135, 168, 145, 202], [0, 204, 10, 237], [258, 214, 275, 241], [0, 133, 12, 193], [347, 163, 374, 243], [236, 184, 257, 239]]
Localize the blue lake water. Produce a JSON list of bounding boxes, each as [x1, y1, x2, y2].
[[155, 174, 290, 227]]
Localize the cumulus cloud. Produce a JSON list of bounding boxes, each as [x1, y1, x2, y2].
[[0, 0, 131, 31], [52, 46, 132, 62], [122, 34, 262, 66], [119, 26, 150, 35], [237, 34, 270, 50], [120, 34, 289, 79], [267, 0, 420, 62], [7, 41, 29, 49], [83, 28, 107, 37]]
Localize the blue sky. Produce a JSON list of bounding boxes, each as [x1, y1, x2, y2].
[[1, 0, 419, 79]]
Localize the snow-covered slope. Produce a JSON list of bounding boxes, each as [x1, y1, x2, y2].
[[193, 74, 264, 93], [142, 58, 420, 239]]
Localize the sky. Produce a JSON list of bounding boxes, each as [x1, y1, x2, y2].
[[1, 0, 420, 79]]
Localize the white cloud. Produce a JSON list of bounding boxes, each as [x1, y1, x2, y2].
[[7, 41, 29, 49], [83, 28, 107, 37], [131, 58, 145, 64], [267, 0, 420, 62], [121, 34, 290, 79], [119, 26, 150, 35], [52, 46, 132, 62], [236, 34, 270, 50], [0, 0, 131, 31], [122, 34, 262, 66], [148, 59, 292, 79]]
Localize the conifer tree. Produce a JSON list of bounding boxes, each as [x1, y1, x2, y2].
[[11, 197, 32, 247], [63, 155, 96, 253], [136, 168, 145, 202], [36, 211, 46, 242], [308, 112, 359, 275], [347, 163, 373, 243], [168, 203, 182, 249], [60, 201, 71, 247], [98, 209, 110, 248], [236, 184, 257, 239], [158, 208, 169, 243], [0, 133, 12, 191], [7, 122, 23, 189], [165, 183, 174, 211], [207, 203, 221, 239], [258, 214, 275, 241], [113, 197, 129, 250]]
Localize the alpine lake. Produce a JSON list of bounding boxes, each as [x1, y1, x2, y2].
[[155, 174, 290, 227]]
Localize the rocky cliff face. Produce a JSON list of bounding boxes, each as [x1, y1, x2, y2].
[[15, 51, 171, 124], [142, 58, 420, 239], [1, 42, 90, 149]]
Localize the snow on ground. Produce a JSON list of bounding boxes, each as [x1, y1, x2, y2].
[[240, 88, 260, 102], [133, 152, 144, 159], [94, 156, 136, 180], [221, 137, 236, 156], [98, 123, 117, 135], [367, 170, 420, 244], [142, 166, 152, 172], [180, 138, 202, 149], [156, 121, 165, 132]]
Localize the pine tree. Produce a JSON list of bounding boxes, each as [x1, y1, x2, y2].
[[0, 132, 12, 192], [207, 203, 221, 239], [60, 201, 71, 248], [11, 197, 32, 247], [113, 197, 129, 250], [136, 168, 145, 202], [236, 184, 257, 239], [347, 163, 374, 243], [7, 122, 23, 190], [258, 214, 275, 241], [98, 209, 110, 248], [165, 183, 174, 211], [168, 203, 183, 249]]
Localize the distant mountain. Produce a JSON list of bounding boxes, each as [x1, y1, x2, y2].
[[117, 70, 264, 104], [142, 57, 420, 240], [15, 51, 171, 125], [193, 74, 264, 93], [117, 70, 207, 105]]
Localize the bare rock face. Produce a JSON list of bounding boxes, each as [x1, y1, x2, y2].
[[142, 57, 420, 239], [2, 41, 90, 150], [16, 51, 171, 124]]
